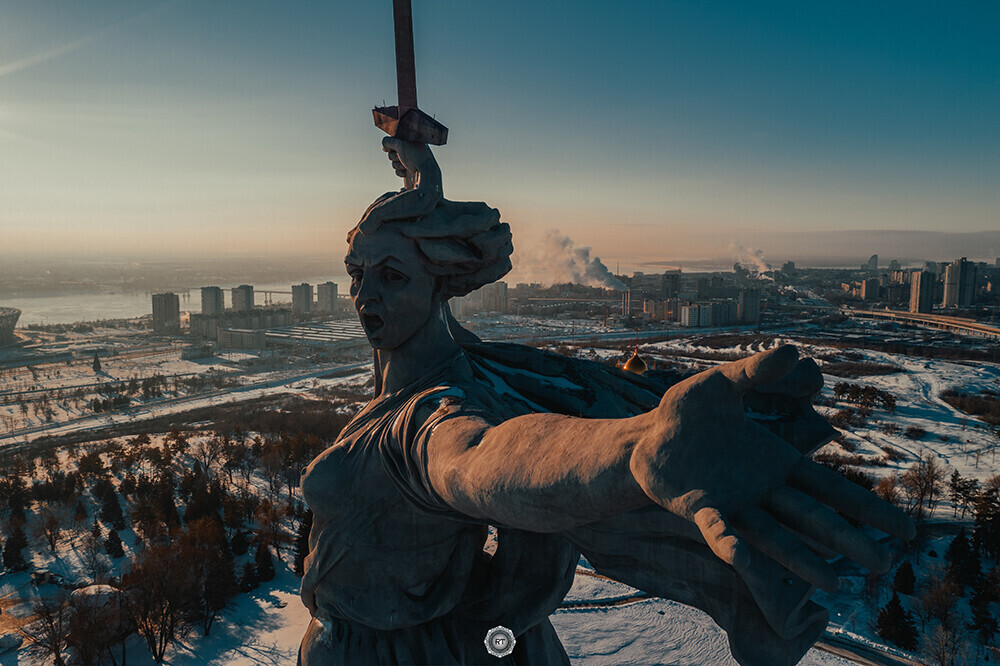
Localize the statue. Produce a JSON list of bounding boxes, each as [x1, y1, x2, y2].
[[298, 137, 915, 665]]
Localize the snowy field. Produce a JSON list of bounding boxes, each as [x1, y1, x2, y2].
[[2, 325, 999, 664], [0, 563, 851, 666]]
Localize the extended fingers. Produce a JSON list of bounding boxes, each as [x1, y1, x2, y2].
[[790, 460, 916, 541], [765, 486, 890, 573], [694, 507, 750, 571], [719, 345, 799, 394], [736, 507, 840, 593]]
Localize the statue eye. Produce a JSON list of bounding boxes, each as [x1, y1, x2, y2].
[[382, 268, 407, 284]]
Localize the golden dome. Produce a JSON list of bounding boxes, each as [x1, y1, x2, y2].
[[623, 348, 647, 374]]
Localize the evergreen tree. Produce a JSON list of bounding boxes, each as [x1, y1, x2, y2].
[[893, 561, 916, 596], [969, 583, 998, 648], [99, 488, 124, 526], [293, 509, 313, 577], [949, 470, 963, 517], [985, 567, 1000, 604], [230, 530, 248, 556], [182, 518, 238, 636], [104, 530, 125, 559], [876, 592, 919, 651], [92, 352, 101, 373], [239, 561, 259, 592], [255, 541, 275, 582], [947, 528, 980, 587], [974, 486, 1000, 561], [73, 499, 88, 524], [2, 522, 29, 571]]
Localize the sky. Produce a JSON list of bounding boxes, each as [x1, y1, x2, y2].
[[1, 1, 999, 271]]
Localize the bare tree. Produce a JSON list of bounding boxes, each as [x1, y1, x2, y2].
[[923, 620, 972, 666], [125, 543, 196, 663], [901, 453, 946, 520], [67, 586, 133, 666], [19, 592, 70, 666], [79, 531, 111, 583], [916, 573, 960, 633]]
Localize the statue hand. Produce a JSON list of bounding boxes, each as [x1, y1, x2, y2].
[[357, 138, 443, 232], [382, 137, 436, 184], [630, 345, 915, 592]]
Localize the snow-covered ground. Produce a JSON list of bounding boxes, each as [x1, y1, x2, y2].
[[0, 563, 851, 666], [4, 326, 1000, 664]]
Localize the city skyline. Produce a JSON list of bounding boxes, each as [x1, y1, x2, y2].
[[2, 2, 999, 272]]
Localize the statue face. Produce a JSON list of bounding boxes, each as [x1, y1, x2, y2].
[[345, 228, 438, 350]]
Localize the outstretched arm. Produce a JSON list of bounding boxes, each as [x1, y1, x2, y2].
[[424, 345, 915, 593]]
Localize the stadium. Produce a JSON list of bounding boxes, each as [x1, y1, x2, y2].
[[0, 307, 21, 345]]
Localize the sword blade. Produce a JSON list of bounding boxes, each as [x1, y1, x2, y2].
[[393, 0, 418, 112]]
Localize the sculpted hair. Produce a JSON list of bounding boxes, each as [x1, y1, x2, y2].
[[348, 198, 513, 299]]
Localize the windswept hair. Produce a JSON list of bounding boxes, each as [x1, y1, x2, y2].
[[348, 197, 513, 299]]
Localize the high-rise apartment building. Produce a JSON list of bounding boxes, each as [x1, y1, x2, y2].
[[865, 254, 879, 272], [860, 278, 880, 301], [661, 272, 680, 300], [292, 283, 313, 315], [231, 284, 254, 311], [201, 286, 225, 315], [738, 288, 761, 324], [909, 271, 934, 314], [943, 258, 976, 307], [316, 282, 338, 313], [480, 282, 509, 313], [152, 293, 180, 334]]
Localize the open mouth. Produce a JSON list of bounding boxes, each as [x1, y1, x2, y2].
[[361, 312, 385, 334]]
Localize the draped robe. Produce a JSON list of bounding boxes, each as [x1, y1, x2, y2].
[[299, 339, 834, 665]]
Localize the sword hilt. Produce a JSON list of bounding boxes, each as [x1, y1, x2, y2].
[[373, 0, 448, 146]]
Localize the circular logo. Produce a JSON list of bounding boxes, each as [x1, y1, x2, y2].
[[484, 625, 516, 658]]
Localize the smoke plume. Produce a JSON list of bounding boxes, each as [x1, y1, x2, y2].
[[729, 242, 772, 277], [512, 230, 626, 290]]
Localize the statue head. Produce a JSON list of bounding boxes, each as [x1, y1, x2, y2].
[[347, 198, 513, 301], [346, 192, 513, 349]]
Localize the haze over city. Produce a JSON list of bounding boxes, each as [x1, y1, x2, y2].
[[2, 1, 999, 276]]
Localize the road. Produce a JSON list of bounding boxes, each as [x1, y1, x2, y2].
[[0, 361, 371, 448]]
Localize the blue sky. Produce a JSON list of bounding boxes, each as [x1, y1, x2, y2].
[[2, 1, 998, 266]]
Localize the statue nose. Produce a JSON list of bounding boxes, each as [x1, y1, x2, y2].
[[357, 277, 381, 304]]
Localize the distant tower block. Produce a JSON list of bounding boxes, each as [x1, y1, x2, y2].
[[317, 282, 339, 313], [909, 271, 934, 314], [738, 288, 761, 324], [943, 258, 976, 307], [201, 286, 225, 315], [860, 278, 880, 302], [0, 307, 21, 345], [865, 254, 879, 272], [232, 284, 255, 311], [661, 272, 680, 300], [480, 282, 509, 313], [292, 283, 313, 316], [152, 293, 180, 334]]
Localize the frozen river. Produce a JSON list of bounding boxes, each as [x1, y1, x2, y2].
[[1, 276, 352, 326]]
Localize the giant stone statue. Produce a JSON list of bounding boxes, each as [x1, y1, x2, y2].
[[298, 4, 914, 663]]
